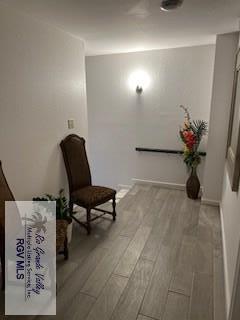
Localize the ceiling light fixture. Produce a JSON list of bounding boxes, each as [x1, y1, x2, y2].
[[160, 0, 184, 11]]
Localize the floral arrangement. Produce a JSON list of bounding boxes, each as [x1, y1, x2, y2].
[[179, 105, 207, 169]]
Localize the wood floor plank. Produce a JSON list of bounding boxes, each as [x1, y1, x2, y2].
[[96, 210, 134, 249], [132, 187, 156, 216], [155, 187, 171, 201], [169, 198, 200, 297], [182, 199, 200, 237], [127, 188, 147, 210], [170, 236, 195, 296], [128, 184, 141, 195], [193, 208, 213, 275], [160, 192, 189, 248], [115, 190, 134, 211], [141, 191, 174, 262], [205, 206, 226, 320], [140, 231, 162, 263], [81, 236, 130, 297], [61, 293, 96, 320], [189, 272, 213, 320], [119, 210, 145, 238], [137, 315, 153, 320], [134, 187, 167, 233], [67, 220, 110, 263], [119, 188, 153, 238], [57, 246, 108, 313], [140, 244, 177, 320], [142, 186, 161, 211], [140, 192, 189, 320], [56, 260, 78, 289], [86, 275, 128, 320], [97, 187, 158, 256], [170, 269, 194, 298], [163, 292, 189, 320], [111, 259, 154, 320], [213, 246, 226, 320], [114, 225, 151, 277]]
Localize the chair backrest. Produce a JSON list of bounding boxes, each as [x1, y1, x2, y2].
[[0, 161, 15, 236], [60, 135, 92, 194]]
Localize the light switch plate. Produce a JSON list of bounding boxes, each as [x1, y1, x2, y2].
[[68, 119, 74, 129]]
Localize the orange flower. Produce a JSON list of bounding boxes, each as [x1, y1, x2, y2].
[[182, 130, 196, 150]]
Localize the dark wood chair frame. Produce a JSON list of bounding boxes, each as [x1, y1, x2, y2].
[[69, 199, 116, 235], [0, 228, 4, 291], [0, 161, 15, 290], [60, 134, 116, 234], [0, 161, 69, 291]]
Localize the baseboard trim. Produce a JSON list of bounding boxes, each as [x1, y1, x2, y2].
[[220, 204, 231, 318], [201, 198, 220, 207], [117, 184, 132, 191], [132, 178, 186, 190]]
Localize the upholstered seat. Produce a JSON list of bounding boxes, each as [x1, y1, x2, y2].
[[60, 135, 117, 234], [72, 186, 116, 208]]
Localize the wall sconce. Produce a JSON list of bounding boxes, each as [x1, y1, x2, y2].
[[136, 86, 143, 94], [128, 70, 150, 94]]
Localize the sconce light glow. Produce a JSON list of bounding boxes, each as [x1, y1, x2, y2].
[[128, 70, 151, 94]]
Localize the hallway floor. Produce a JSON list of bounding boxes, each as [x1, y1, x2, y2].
[[0, 184, 226, 320]]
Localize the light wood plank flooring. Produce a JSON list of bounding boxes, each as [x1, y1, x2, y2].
[[0, 184, 226, 320]]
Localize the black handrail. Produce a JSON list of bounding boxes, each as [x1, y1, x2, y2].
[[135, 147, 206, 156]]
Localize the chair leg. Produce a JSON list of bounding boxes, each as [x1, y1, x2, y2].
[[86, 208, 91, 235], [69, 199, 74, 216], [0, 245, 5, 291], [112, 195, 116, 221], [64, 237, 69, 260]]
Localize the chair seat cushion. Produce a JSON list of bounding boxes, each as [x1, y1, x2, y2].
[[72, 186, 116, 208]]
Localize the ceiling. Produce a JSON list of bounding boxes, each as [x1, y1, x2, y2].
[[1, 0, 240, 55]]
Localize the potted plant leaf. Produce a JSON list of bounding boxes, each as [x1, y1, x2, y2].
[[33, 189, 73, 243], [179, 105, 208, 199]]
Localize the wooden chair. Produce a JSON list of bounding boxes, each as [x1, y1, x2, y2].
[[60, 134, 117, 234], [0, 161, 15, 290], [0, 161, 69, 291]]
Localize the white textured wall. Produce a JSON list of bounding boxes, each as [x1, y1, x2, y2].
[[221, 166, 240, 316], [218, 32, 240, 317], [203, 31, 240, 317], [0, 4, 88, 199], [203, 33, 239, 203], [86, 45, 215, 189]]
